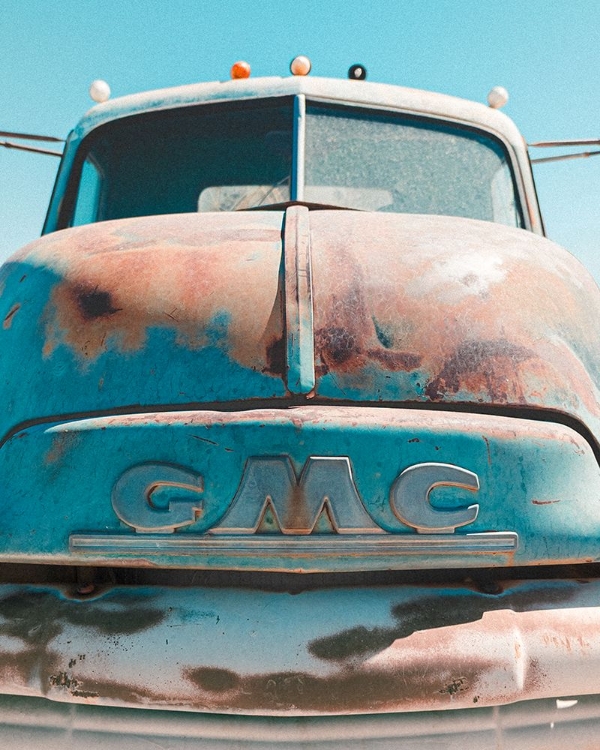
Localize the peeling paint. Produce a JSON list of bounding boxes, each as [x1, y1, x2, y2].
[[1, 581, 598, 716]]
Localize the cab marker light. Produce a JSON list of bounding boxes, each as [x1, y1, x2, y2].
[[290, 55, 311, 76], [487, 85, 509, 109], [89, 79, 111, 103], [348, 64, 367, 80], [230, 61, 251, 79]]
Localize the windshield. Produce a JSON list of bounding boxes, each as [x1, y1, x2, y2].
[[66, 97, 523, 228], [304, 105, 523, 226], [69, 99, 293, 225]]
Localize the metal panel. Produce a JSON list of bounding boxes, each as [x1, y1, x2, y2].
[[0, 407, 598, 570], [283, 205, 315, 394], [3, 210, 599, 448], [308, 211, 600, 439], [1, 580, 600, 716], [0, 212, 287, 444]]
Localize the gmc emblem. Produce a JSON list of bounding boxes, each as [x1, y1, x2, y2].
[[111, 456, 480, 535]]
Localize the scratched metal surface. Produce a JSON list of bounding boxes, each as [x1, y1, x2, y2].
[[0, 407, 599, 570], [309, 212, 600, 439], [3, 209, 600, 573], [0, 212, 287, 445], [1, 210, 599, 447], [1, 579, 600, 716], [3, 77, 600, 735]]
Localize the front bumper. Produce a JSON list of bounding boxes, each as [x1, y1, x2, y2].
[[1, 578, 600, 716]]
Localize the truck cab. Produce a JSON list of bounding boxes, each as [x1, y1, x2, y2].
[[1, 68, 600, 748]]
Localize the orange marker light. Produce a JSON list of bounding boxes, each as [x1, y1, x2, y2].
[[230, 61, 251, 79], [290, 55, 311, 76]]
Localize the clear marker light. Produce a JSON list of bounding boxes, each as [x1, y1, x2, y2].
[[290, 55, 311, 76], [487, 86, 509, 109], [89, 80, 111, 103], [348, 64, 367, 80], [230, 61, 251, 79]]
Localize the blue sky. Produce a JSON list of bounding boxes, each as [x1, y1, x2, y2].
[[1, 1, 598, 276]]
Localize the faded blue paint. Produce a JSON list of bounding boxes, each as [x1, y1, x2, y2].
[[2, 209, 600, 577], [0, 407, 598, 570], [0, 258, 287, 441], [0, 212, 289, 444]]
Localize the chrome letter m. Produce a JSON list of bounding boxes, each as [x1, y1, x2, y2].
[[212, 456, 382, 535]]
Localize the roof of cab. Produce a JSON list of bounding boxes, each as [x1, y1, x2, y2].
[[75, 75, 525, 151]]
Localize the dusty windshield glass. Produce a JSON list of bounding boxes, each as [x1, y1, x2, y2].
[[69, 100, 293, 225], [68, 97, 523, 227], [304, 105, 523, 226]]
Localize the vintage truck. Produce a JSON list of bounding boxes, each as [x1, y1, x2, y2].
[[1, 60, 600, 747]]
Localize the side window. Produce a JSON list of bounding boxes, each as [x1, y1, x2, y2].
[[72, 157, 102, 227]]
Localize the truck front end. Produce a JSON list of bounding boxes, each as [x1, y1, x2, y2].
[[1, 68, 600, 747]]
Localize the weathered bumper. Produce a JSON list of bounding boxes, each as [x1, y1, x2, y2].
[[2, 578, 600, 716]]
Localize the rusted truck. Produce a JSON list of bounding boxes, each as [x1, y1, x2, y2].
[[1, 61, 600, 747]]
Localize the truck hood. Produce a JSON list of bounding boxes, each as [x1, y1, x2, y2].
[[1, 207, 599, 443]]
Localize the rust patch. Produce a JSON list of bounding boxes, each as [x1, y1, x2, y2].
[[191, 667, 241, 692], [424, 339, 534, 402], [482, 435, 492, 465], [179, 590, 591, 713], [37, 214, 285, 374], [308, 211, 600, 420], [44, 431, 81, 465], [367, 348, 422, 370], [308, 585, 580, 663], [0, 589, 165, 642], [75, 285, 121, 320], [48, 674, 162, 705], [316, 326, 357, 368], [183, 658, 541, 714], [0, 580, 593, 715], [264, 335, 286, 378], [283, 482, 313, 533], [0, 649, 60, 691], [49, 670, 99, 699], [0, 588, 167, 700], [313, 241, 422, 377], [259, 271, 286, 379], [439, 677, 468, 696], [308, 625, 392, 661], [315, 327, 421, 376], [2, 303, 20, 329]]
